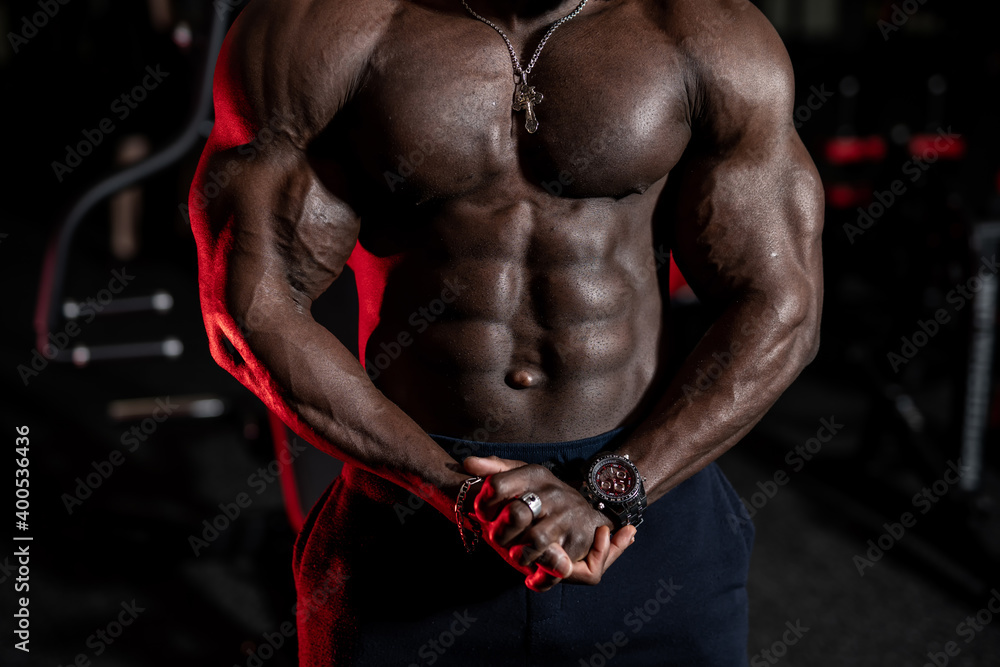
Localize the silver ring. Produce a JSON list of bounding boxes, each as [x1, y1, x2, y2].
[[518, 492, 542, 519]]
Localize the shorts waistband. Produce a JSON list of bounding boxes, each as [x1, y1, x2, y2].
[[428, 427, 627, 466]]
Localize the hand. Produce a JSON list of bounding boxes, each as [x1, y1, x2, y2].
[[463, 456, 637, 592]]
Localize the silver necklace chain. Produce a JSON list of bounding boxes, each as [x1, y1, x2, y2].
[[460, 0, 589, 83]]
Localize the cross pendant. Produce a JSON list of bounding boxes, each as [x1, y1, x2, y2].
[[512, 81, 544, 134]]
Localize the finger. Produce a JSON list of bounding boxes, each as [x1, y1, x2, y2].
[[582, 525, 613, 572], [532, 543, 574, 579], [507, 521, 560, 567], [525, 568, 562, 592], [602, 525, 637, 570], [563, 525, 612, 586], [508, 542, 542, 568], [472, 465, 543, 522], [564, 525, 637, 585], [463, 455, 527, 476], [473, 476, 511, 522], [487, 500, 535, 547]]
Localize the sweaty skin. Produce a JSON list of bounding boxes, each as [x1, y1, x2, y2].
[[190, 0, 823, 589]]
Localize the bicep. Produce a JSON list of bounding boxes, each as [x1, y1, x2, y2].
[[191, 138, 360, 358], [224, 144, 358, 307], [190, 2, 362, 340], [671, 132, 823, 317], [670, 8, 823, 319]]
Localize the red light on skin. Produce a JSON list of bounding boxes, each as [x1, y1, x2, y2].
[[208, 33, 264, 151], [668, 254, 688, 297], [908, 133, 967, 161], [824, 136, 887, 165], [346, 242, 403, 368]]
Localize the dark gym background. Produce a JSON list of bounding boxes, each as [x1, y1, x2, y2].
[[1, 1, 999, 665]]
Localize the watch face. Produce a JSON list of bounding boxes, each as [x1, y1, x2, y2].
[[591, 459, 637, 502]]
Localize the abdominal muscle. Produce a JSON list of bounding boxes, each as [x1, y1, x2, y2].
[[356, 191, 668, 443]]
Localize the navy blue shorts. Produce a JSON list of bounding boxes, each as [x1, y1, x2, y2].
[[292, 428, 754, 666]]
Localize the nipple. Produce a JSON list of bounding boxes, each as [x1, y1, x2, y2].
[[505, 368, 542, 389]]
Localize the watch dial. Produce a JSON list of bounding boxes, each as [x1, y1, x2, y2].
[[594, 462, 635, 499]]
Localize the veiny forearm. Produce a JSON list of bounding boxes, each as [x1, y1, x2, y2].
[[221, 303, 470, 518], [622, 99, 825, 503], [191, 150, 469, 521], [618, 292, 820, 504]]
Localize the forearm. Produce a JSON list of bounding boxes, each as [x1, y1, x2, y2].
[[191, 143, 472, 519], [213, 299, 469, 520], [618, 294, 819, 504]]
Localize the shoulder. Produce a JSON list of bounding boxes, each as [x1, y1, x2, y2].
[[213, 0, 401, 148], [656, 0, 795, 138], [661, 0, 790, 78]]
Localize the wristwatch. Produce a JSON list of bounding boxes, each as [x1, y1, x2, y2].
[[582, 452, 647, 530]]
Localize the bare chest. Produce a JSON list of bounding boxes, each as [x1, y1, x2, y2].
[[341, 5, 691, 201]]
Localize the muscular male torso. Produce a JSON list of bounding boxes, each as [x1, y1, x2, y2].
[[277, 0, 700, 441], [195, 0, 821, 520]]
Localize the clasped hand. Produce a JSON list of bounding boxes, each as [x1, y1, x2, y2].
[[462, 456, 637, 592]]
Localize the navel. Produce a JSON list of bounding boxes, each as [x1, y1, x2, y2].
[[505, 368, 543, 389]]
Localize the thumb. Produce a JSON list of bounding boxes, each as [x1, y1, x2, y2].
[[603, 525, 637, 568], [610, 525, 637, 551], [463, 455, 527, 475]]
